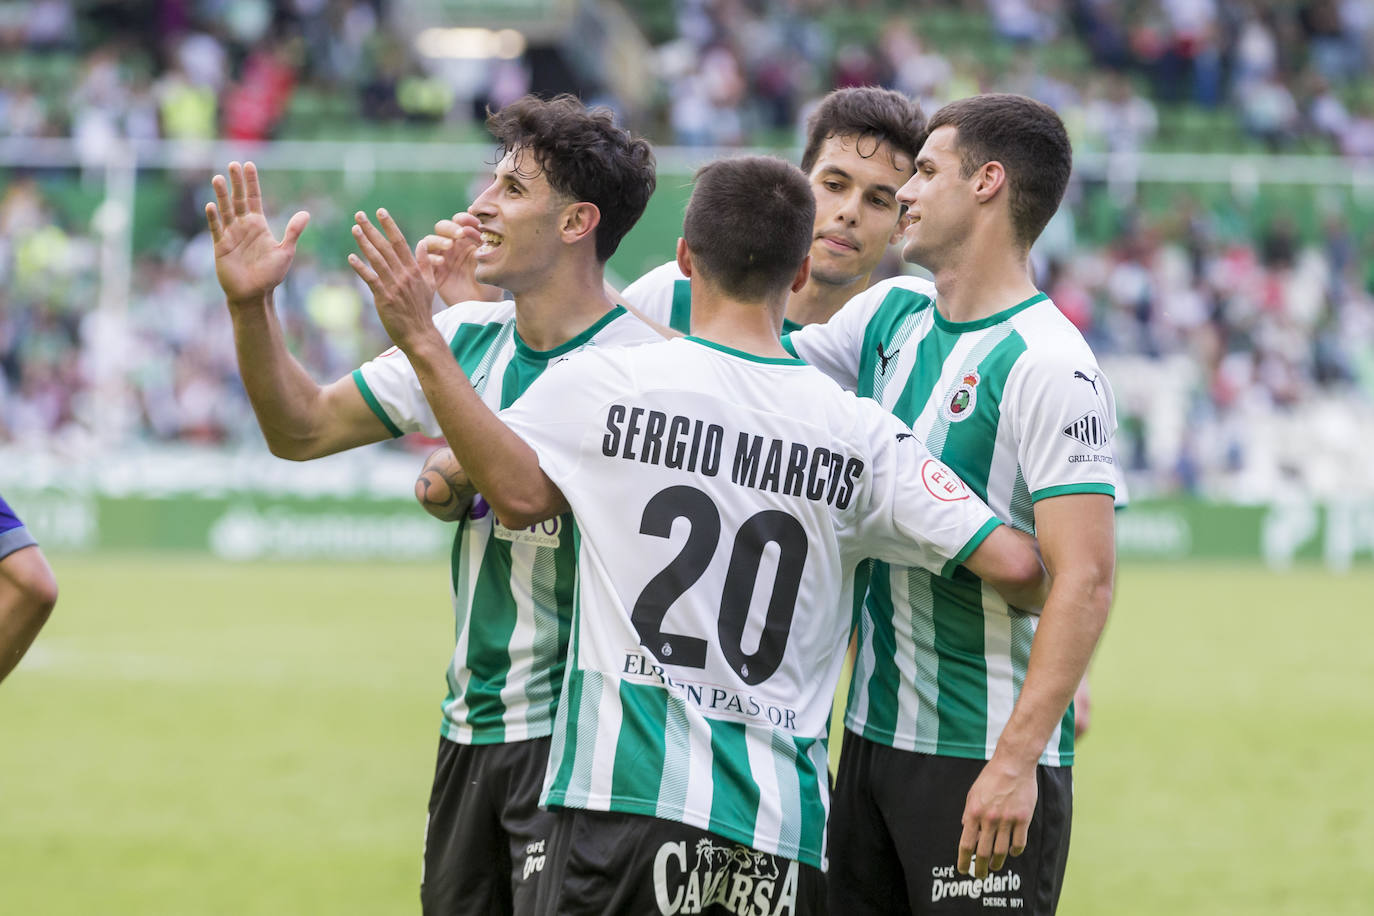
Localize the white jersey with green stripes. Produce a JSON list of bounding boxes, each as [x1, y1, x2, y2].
[[785, 275, 1119, 766], [499, 335, 1002, 869], [624, 260, 805, 335], [353, 300, 661, 745]]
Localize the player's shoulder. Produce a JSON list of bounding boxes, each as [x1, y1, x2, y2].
[[863, 274, 937, 309], [432, 297, 516, 335], [624, 260, 686, 292], [621, 260, 686, 307], [1005, 296, 1104, 374], [833, 273, 938, 327], [596, 307, 671, 347]]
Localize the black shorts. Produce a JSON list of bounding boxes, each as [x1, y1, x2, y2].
[[421, 735, 556, 916], [827, 731, 1072, 915], [533, 807, 827, 916]]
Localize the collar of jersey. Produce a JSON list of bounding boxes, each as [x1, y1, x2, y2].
[[513, 305, 627, 360], [932, 291, 1048, 333], [683, 336, 806, 366]]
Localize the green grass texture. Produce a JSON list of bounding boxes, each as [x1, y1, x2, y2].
[[3, 556, 1371, 914]]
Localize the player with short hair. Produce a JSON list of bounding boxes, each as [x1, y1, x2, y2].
[[205, 94, 659, 915], [783, 93, 1118, 914], [620, 85, 926, 332], [0, 492, 58, 685], [350, 153, 1054, 915]]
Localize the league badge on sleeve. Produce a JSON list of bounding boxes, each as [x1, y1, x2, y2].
[[941, 372, 979, 422]]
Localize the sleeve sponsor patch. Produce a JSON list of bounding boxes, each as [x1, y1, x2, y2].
[[1061, 411, 1110, 450]]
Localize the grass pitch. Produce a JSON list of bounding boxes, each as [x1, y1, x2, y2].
[[2, 556, 1370, 914]]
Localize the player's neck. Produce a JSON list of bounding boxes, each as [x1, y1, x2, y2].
[[784, 272, 870, 327], [688, 289, 792, 359], [931, 248, 1038, 325], [511, 261, 615, 351]]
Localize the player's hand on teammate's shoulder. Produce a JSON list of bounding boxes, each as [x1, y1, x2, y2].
[[422, 212, 504, 306], [204, 161, 310, 307], [416, 446, 476, 522]]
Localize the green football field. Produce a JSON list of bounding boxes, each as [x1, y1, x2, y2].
[[2, 556, 1370, 914]]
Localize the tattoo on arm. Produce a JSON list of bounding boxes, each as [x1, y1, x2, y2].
[[415, 447, 476, 522]]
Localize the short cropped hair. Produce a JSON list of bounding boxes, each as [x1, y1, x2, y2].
[[486, 94, 657, 262], [683, 156, 815, 302], [799, 86, 927, 175], [926, 94, 1072, 249]]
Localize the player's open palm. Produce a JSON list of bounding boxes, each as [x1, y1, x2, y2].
[[205, 161, 310, 306]]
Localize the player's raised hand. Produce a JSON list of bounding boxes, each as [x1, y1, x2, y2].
[[956, 758, 1036, 879], [421, 212, 503, 305], [205, 161, 310, 306], [348, 208, 441, 354]]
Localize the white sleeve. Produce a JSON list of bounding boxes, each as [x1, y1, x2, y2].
[[498, 349, 636, 484], [846, 400, 1002, 576], [783, 279, 914, 391], [620, 261, 688, 331], [1007, 354, 1120, 503], [352, 300, 512, 438]]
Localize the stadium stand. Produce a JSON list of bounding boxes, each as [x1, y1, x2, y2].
[[2, 0, 1373, 501]]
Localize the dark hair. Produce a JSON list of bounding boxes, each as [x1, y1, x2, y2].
[[683, 157, 815, 302], [799, 86, 927, 175], [926, 94, 1072, 249], [486, 94, 657, 262]]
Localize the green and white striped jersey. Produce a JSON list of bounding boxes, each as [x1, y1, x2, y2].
[[785, 276, 1119, 766], [353, 300, 661, 745], [499, 336, 1002, 868], [624, 260, 804, 335]]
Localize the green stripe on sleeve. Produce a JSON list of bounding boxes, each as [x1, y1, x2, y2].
[[940, 517, 1003, 579], [1030, 482, 1116, 502], [351, 369, 404, 438]]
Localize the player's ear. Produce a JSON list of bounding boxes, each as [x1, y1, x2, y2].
[[560, 201, 601, 246], [973, 161, 1006, 203], [790, 254, 811, 293], [675, 237, 694, 278]]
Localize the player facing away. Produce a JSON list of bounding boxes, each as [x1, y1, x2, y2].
[[203, 94, 659, 915], [0, 492, 58, 685], [783, 94, 1118, 914], [349, 154, 1053, 915], [623, 86, 925, 333]]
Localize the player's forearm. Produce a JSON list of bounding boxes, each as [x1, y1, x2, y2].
[[0, 548, 58, 684], [404, 335, 565, 527], [992, 567, 1112, 768], [228, 293, 338, 459]]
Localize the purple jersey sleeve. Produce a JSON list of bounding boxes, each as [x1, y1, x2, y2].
[[0, 492, 38, 560]]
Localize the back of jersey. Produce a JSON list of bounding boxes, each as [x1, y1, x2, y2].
[[499, 336, 997, 868]]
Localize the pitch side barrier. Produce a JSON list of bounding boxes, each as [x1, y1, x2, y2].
[[4, 487, 1373, 569]]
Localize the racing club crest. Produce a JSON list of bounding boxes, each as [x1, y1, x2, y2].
[[941, 372, 979, 422]]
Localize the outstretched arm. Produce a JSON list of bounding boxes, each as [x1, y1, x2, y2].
[[0, 545, 58, 684], [206, 161, 390, 459], [348, 208, 567, 527], [956, 492, 1114, 879]]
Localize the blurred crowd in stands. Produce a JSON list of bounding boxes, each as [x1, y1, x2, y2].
[[2, 0, 1373, 499]]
